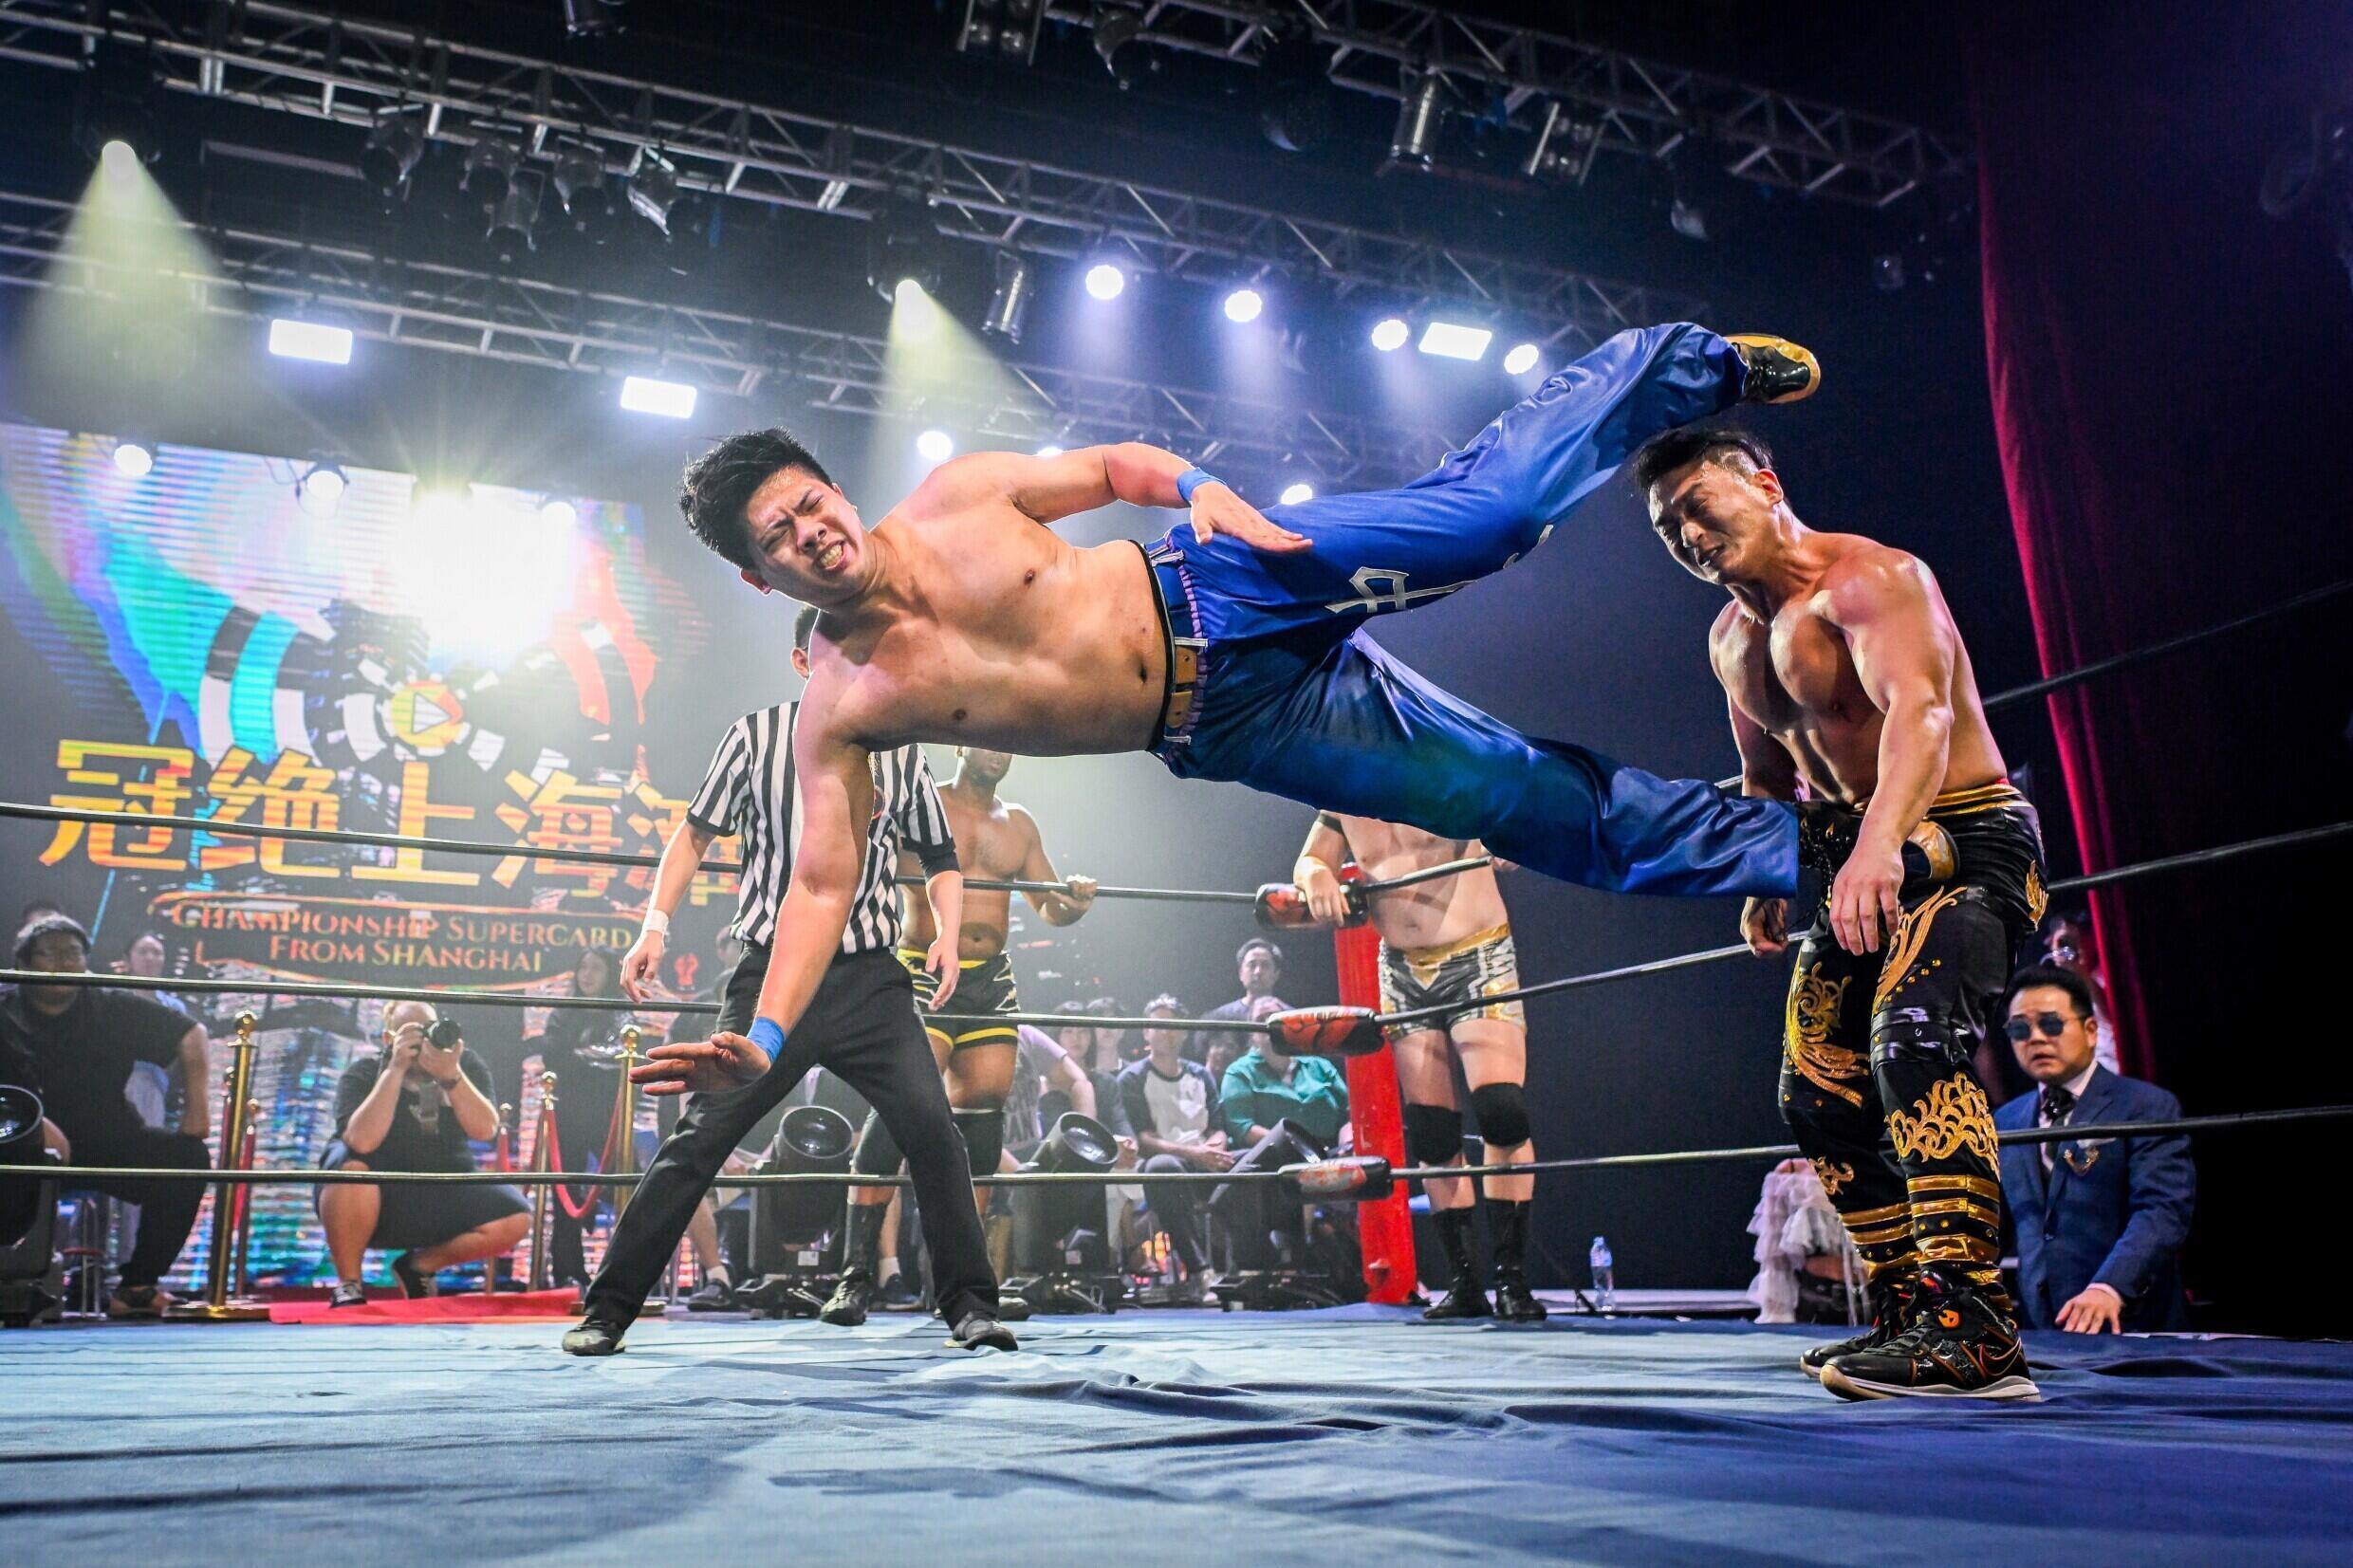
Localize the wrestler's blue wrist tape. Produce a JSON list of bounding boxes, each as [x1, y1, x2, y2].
[[1176, 467, 1220, 505], [749, 1018, 787, 1057]]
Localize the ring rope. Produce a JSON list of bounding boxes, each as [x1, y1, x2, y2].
[[1371, 818, 2351, 1029], [19, 1102, 2348, 1191]]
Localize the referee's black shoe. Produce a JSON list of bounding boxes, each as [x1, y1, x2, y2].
[[948, 1309, 1018, 1352], [561, 1319, 626, 1356]]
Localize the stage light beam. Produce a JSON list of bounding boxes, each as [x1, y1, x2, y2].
[[1279, 482, 1314, 505], [1224, 286, 1264, 323], [1085, 262, 1126, 300], [111, 439, 154, 479], [1370, 317, 1411, 352], [917, 429, 955, 462], [1503, 341, 1541, 376]]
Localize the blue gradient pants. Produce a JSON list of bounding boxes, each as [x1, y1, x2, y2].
[[1149, 322, 1799, 897]]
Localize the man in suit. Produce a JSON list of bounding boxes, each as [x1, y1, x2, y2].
[[1994, 965, 2195, 1332]]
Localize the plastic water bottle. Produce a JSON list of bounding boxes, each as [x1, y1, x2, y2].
[[1588, 1236, 1616, 1312]]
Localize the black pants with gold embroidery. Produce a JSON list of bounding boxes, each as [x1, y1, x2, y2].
[[1779, 786, 2047, 1294]]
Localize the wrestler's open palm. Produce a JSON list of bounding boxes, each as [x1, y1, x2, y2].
[[924, 936, 960, 1010], [1190, 481, 1310, 554], [631, 1033, 769, 1097]]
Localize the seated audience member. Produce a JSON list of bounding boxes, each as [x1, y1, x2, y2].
[[1994, 965, 2194, 1333], [1053, 1003, 1143, 1262], [1119, 995, 1230, 1298], [0, 914, 211, 1316], [1214, 1003, 1352, 1271], [1004, 1024, 1097, 1165], [317, 1000, 529, 1305], [1197, 938, 1290, 1061], [1087, 994, 1143, 1064]]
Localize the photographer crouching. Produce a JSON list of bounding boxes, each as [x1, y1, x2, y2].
[[315, 1001, 528, 1307]]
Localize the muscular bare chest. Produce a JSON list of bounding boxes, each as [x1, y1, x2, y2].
[[944, 796, 1028, 878]]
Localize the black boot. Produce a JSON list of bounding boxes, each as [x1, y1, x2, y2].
[[1421, 1206, 1491, 1321], [1487, 1199, 1547, 1323], [1799, 1268, 1920, 1379], [822, 1202, 890, 1327], [1820, 1265, 2039, 1402]]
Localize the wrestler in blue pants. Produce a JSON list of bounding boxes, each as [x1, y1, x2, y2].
[[1148, 322, 1799, 897]]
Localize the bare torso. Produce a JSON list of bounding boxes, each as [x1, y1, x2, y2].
[[899, 783, 1039, 961], [1711, 534, 2005, 804], [1336, 815, 1510, 950], [822, 506, 1166, 757]]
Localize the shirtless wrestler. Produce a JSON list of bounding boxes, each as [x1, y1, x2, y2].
[[824, 747, 1097, 1323], [1638, 423, 2047, 1401], [1294, 814, 1545, 1322], [629, 325, 1842, 1254]]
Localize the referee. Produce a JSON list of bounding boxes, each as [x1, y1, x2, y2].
[[564, 607, 1012, 1356]]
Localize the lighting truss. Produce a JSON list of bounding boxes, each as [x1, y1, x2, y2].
[[0, 0, 1697, 342], [1044, 0, 1971, 209]]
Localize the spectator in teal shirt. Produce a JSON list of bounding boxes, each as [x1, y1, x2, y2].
[[1220, 1008, 1350, 1150]]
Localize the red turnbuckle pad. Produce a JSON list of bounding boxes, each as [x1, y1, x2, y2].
[[1267, 1005, 1385, 1059]]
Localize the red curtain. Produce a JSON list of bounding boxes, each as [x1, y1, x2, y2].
[[1970, 1, 2353, 1080]]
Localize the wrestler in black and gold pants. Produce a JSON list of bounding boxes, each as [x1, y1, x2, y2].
[[1783, 783, 2047, 1315]]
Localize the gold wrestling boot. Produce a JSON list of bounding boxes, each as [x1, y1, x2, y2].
[[1729, 335, 1821, 404]]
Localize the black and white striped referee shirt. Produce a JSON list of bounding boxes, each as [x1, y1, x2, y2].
[[683, 702, 959, 950]]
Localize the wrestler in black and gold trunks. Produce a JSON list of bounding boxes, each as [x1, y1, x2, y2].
[[901, 949, 1022, 1050], [1783, 784, 2046, 1349]]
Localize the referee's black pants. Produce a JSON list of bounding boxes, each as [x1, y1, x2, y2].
[[583, 944, 998, 1329]]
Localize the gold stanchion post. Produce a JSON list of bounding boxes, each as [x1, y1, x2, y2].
[[229, 1097, 260, 1299], [166, 1013, 270, 1321], [487, 1101, 514, 1299], [528, 1073, 558, 1293]]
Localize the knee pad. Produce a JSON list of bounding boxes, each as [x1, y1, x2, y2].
[[953, 1106, 1006, 1180], [1470, 1081, 1531, 1151], [1402, 1102, 1465, 1168], [850, 1107, 906, 1179]]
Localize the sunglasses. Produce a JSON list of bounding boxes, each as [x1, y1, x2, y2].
[[2004, 1011, 2075, 1042]]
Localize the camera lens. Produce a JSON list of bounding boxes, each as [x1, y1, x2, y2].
[[426, 1019, 462, 1050]]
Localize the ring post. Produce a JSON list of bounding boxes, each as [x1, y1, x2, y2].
[[166, 1012, 269, 1321], [1331, 873, 1417, 1304], [528, 1073, 558, 1292]]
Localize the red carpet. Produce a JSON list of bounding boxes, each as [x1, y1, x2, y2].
[[269, 1289, 584, 1324]]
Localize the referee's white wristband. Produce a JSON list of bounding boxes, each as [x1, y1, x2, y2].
[[640, 907, 672, 939]]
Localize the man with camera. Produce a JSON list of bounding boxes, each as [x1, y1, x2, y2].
[[316, 1000, 528, 1306]]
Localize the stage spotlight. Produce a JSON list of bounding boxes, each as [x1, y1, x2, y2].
[[1670, 197, 1710, 242], [1223, 286, 1264, 323], [1417, 321, 1492, 361], [486, 175, 542, 267], [562, 0, 627, 36], [1369, 317, 1410, 352], [1258, 27, 1339, 155], [297, 460, 348, 518], [100, 139, 142, 182], [461, 134, 518, 208], [1525, 101, 1602, 185], [916, 429, 955, 462], [1279, 481, 1314, 505], [540, 498, 579, 527], [1502, 341, 1541, 376], [1093, 9, 1146, 88], [358, 107, 426, 197], [868, 195, 945, 301], [269, 318, 354, 365], [982, 251, 1034, 342], [1390, 70, 1445, 166], [1084, 261, 1126, 301], [1873, 252, 1907, 292], [959, 0, 1044, 64], [73, 43, 162, 170], [1034, 443, 1065, 457], [111, 439, 155, 479], [620, 375, 696, 418], [627, 149, 683, 234], [552, 143, 620, 240]]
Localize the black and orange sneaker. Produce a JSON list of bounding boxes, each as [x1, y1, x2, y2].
[[1820, 1267, 2039, 1402], [1799, 1271, 1921, 1380], [1728, 335, 1821, 404]]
